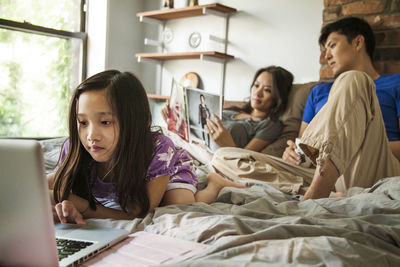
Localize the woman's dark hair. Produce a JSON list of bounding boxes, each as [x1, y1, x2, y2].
[[228, 66, 293, 118], [53, 70, 156, 216], [319, 16, 375, 61]]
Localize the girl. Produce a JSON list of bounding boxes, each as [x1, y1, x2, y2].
[[162, 66, 293, 152], [48, 70, 244, 224]]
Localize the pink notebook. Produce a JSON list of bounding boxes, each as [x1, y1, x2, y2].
[[82, 231, 210, 266]]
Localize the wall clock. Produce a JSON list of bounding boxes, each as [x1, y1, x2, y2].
[[163, 28, 174, 44], [188, 32, 201, 48]]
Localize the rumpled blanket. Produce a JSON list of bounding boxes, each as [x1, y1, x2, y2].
[[85, 177, 400, 266]]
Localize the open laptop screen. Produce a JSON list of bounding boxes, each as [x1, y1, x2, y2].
[[0, 139, 59, 266]]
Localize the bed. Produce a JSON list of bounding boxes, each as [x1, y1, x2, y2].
[[40, 137, 400, 266]]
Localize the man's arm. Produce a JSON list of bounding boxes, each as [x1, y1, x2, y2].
[[388, 118, 400, 162], [298, 122, 308, 138], [389, 141, 400, 162]]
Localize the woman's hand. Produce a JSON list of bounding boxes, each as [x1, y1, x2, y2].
[[282, 140, 302, 165], [53, 200, 86, 225], [206, 114, 236, 148]]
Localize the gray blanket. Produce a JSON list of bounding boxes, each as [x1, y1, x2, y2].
[[40, 138, 400, 266], [85, 177, 400, 266]]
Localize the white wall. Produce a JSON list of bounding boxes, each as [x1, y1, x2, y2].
[[157, 0, 324, 100], [87, 0, 323, 101], [87, 0, 108, 75], [86, 0, 159, 92]]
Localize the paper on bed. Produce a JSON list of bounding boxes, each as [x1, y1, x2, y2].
[[162, 127, 213, 165], [81, 231, 210, 266]]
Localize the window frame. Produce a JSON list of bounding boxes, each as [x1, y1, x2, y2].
[[0, 0, 88, 80]]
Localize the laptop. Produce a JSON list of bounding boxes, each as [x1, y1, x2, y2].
[[0, 139, 129, 267]]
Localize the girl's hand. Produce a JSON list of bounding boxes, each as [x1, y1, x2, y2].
[[161, 100, 170, 123], [53, 200, 86, 225], [206, 114, 236, 147]]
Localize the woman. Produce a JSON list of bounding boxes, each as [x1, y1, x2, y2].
[[163, 66, 293, 152]]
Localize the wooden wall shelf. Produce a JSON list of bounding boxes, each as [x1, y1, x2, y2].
[[136, 3, 236, 21], [147, 93, 169, 100], [147, 93, 246, 109], [137, 3, 236, 97], [136, 51, 234, 61]]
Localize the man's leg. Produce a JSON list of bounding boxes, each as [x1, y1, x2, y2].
[[300, 70, 400, 194], [302, 157, 339, 200], [201, 121, 206, 141]]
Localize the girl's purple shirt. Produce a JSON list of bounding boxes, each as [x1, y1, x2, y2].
[[59, 134, 197, 206]]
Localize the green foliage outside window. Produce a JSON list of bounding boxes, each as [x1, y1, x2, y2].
[[0, 0, 82, 137]]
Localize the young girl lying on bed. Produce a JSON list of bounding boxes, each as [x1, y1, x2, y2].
[[47, 70, 245, 224], [162, 66, 293, 152]]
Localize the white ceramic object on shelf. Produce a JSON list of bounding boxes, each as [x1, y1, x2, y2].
[[174, 0, 189, 8], [163, 28, 174, 44], [188, 32, 201, 48], [198, 0, 215, 5]]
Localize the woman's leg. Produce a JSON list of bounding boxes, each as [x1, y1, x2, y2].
[[161, 173, 246, 206], [212, 147, 315, 195]]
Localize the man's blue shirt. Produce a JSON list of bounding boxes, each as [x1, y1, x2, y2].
[[302, 73, 400, 141]]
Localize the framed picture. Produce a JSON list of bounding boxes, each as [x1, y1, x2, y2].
[[185, 87, 221, 149]]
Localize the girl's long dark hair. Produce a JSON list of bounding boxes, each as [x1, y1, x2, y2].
[[53, 70, 155, 215], [227, 66, 293, 119]]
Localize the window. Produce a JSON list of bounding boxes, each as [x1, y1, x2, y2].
[[0, 0, 87, 138]]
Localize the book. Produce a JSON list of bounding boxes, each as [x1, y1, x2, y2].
[[167, 80, 190, 142], [165, 78, 223, 152], [185, 87, 222, 150]]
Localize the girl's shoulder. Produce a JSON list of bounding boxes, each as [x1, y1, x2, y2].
[[153, 133, 174, 152]]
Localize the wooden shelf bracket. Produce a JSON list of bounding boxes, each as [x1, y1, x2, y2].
[[200, 54, 226, 64], [202, 7, 229, 18], [137, 56, 161, 64], [144, 38, 162, 47], [139, 16, 164, 25]]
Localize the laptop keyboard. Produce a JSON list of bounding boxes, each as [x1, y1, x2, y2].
[[56, 238, 94, 260]]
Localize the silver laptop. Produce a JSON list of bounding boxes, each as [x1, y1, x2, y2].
[[0, 139, 129, 267]]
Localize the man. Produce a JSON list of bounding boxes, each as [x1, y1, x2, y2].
[[198, 94, 211, 146], [212, 17, 400, 200]]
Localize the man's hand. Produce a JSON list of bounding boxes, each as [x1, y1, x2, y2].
[[206, 114, 236, 147], [53, 200, 86, 225], [282, 140, 302, 165]]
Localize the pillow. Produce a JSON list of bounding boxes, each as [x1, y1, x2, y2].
[[39, 137, 66, 174], [261, 81, 321, 157]]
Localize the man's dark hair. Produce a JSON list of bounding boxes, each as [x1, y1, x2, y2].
[[319, 16, 375, 60]]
